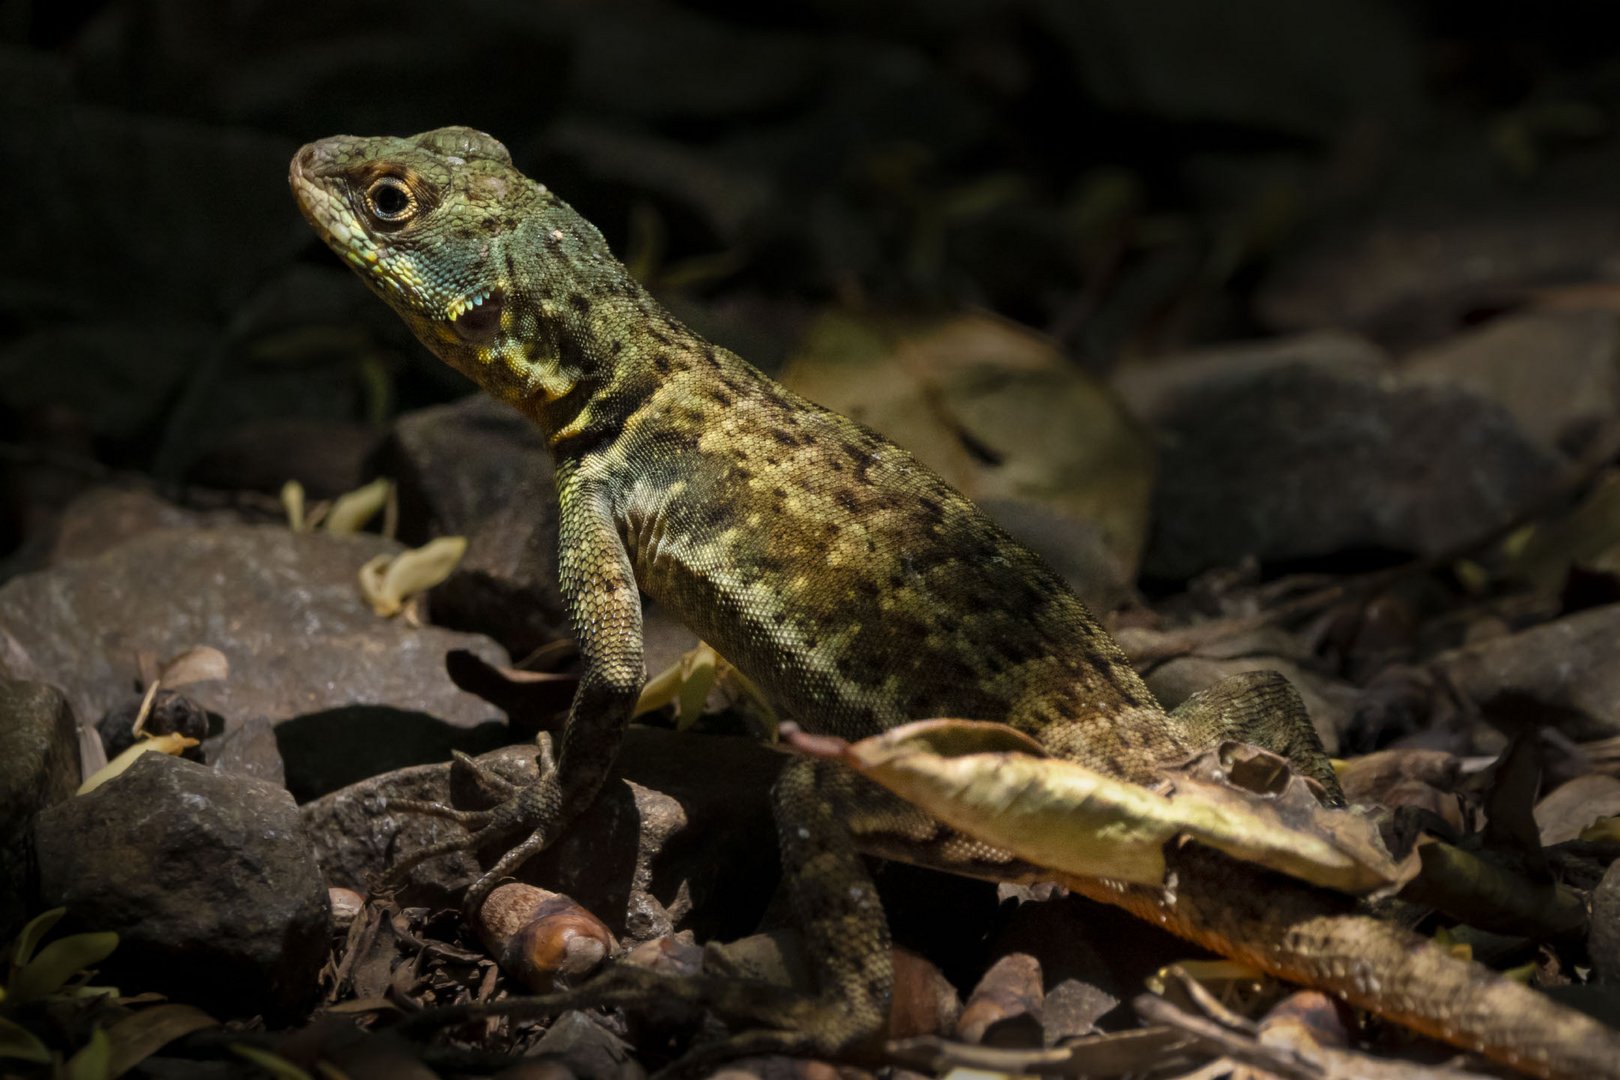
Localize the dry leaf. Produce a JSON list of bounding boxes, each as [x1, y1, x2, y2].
[[781, 311, 1154, 575], [1536, 773, 1620, 846], [157, 645, 229, 689], [280, 479, 307, 532], [77, 733, 200, 794], [324, 478, 392, 535], [799, 719, 1400, 894], [358, 536, 467, 617]]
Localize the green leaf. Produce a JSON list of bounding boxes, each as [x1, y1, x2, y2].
[[9, 932, 119, 1004], [64, 1024, 111, 1080], [10, 907, 67, 967], [0, 1015, 51, 1064], [103, 1003, 217, 1078]]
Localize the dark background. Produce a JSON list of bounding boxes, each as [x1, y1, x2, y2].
[[4, 0, 1618, 574]]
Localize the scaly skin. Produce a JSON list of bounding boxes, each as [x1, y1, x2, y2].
[[290, 127, 1620, 1078]]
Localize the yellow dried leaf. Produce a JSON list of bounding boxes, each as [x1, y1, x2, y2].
[[280, 480, 307, 532], [358, 537, 467, 617], [77, 734, 200, 795], [323, 478, 392, 535], [1579, 815, 1620, 843]]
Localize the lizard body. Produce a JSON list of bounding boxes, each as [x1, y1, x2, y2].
[[291, 127, 1620, 1078]]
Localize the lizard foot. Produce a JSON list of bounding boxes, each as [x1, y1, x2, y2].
[[380, 748, 563, 912]]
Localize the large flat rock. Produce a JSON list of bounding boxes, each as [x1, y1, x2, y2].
[[0, 525, 507, 743]]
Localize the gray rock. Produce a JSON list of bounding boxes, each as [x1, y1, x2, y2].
[[1403, 310, 1620, 458], [0, 680, 81, 936], [208, 715, 286, 789], [184, 418, 381, 499], [1034, 0, 1421, 139], [1139, 354, 1561, 579], [0, 525, 508, 791], [34, 752, 329, 1017], [1113, 330, 1389, 421], [1430, 603, 1620, 743], [301, 725, 783, 944], [1258, 210, 1620, 344], [377, 396, 568, 658], [42, 487, 222, 567]]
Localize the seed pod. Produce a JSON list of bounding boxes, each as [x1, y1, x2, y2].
[[475, 883, 615, 991]]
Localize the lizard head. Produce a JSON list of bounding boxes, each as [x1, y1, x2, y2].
[[290, 126, 615, 406]]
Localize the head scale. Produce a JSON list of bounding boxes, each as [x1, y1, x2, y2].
[[289, 126, 619, 405]]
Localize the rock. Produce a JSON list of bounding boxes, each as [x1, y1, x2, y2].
[[1036, 0, 1420, 139], [1258, 209, 1620, 345], [0, 324, 212, 442], [42, 487, 223, 567], [208, 715, 286, 788], [1112, 330, 1388, 420], [0, 525, 509, 795], [184, 418, 381, 499], [376, 396, 568, 658], [34, 752, 328, 1017], [1137, 351, 1561, 579], [1403, 310, 1620, 458], [301, 725, 783, 943], [1431, 604, 1620, 743], [1591, 858, 1620, 983], [0, 680, 81, 936]]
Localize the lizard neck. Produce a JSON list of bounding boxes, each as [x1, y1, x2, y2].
[[461, 206, 703, 458], [507, 272, 705, 461]]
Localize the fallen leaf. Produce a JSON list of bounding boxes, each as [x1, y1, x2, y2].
[[280, 480, 307, 533], [77, 734, 200, 795], [102, 1004, 217, 1078], [323, 478, 392, 535], [156, 645, 229, 689], [358, 536, 467, 617], [806, 719, 1400, 894]]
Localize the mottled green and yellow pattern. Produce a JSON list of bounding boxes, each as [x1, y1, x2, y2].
[[291, 128, 1620, 1079]]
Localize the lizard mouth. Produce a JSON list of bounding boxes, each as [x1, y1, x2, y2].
[[449, 289, 504, 343]]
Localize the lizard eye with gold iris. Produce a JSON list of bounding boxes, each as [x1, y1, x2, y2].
[[366, 176, 416, 222]]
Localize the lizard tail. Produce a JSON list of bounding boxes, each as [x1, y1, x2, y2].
[[1064, 844, 1620, 1080]]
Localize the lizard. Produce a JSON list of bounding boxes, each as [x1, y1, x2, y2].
[[290, 126, 1620, 1079]]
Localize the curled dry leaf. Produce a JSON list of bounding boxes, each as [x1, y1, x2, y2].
[[955, 952, 1043, 1046], [797, 719, 1400, 895], [323, 478, 392, 535], [77, 733, 200, 794], [634, 640, 778, 735], [474, 883, 614, 992], [357, 536, 467, 617], [157, 645, 230, 689], [280, 479, 307, 532], [1399, 837, 1588, 940]]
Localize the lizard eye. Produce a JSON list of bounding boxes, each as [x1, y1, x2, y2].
[[365, 176, 417, 223]]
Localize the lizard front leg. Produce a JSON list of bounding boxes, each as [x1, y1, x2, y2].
[[391, 467, 646, 914]]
